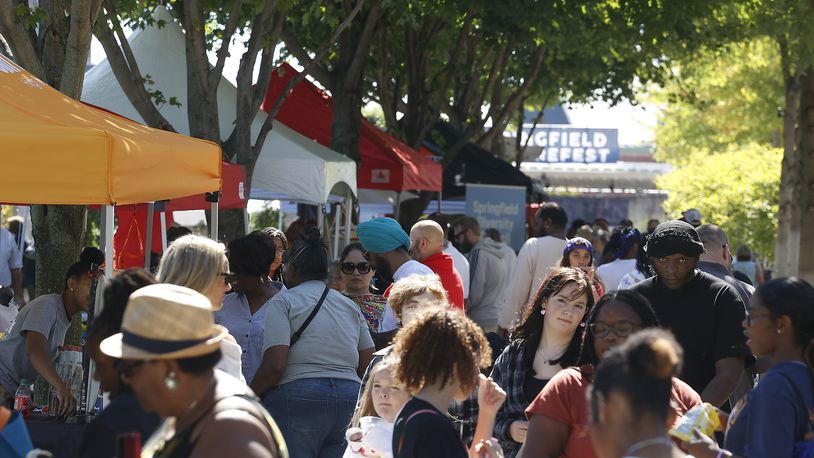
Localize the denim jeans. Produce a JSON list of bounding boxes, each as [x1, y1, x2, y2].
[[264, 377, 360, 458]]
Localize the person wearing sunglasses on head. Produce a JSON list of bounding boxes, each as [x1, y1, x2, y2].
[[518, 290, 701, 458], [157, 234, 245, 383], [339, 243, 398, 350], [0, 246, 104, 413]]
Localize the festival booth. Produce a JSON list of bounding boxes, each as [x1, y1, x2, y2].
[[81, 7, 358, 255], [262, 64, 442, 219], [0, 53, 221, 448]]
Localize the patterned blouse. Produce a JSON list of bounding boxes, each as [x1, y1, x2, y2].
[[343, 293, 397, 333]]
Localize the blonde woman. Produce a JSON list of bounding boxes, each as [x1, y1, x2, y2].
[[157, 234, 245, 383]]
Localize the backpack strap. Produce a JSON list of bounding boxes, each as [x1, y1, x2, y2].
[[397, 408, 441, 455]]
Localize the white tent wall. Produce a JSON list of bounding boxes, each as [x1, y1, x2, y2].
[[82, 6, 356, 239]]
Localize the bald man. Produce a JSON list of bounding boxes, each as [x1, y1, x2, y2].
[[409, 220, 465, 310]]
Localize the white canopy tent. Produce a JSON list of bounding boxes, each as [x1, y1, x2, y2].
[[82, 6, 357, 254]]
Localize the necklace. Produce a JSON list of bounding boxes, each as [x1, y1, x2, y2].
[[536, 341, 568, 365], [624, 436, 674, 456]]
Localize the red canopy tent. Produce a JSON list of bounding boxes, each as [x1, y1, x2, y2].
[[113, 161, 247, 269], [261, 64, 442, 192]]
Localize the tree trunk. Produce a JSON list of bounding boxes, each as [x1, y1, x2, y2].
[[774, 69, 801, 277], [31, 205, 86, 342], [331, 75, 363, 161], [796, 69, 814, 282], [399, 191, 435, 227]]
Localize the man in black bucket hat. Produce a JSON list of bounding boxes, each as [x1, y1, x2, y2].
[[631, 220, 752, 409]]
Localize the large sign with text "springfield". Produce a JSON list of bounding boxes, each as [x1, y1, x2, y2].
[[465, 184, 526, 252], [520, 125, 620, 163]]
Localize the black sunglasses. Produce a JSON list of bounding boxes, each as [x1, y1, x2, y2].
[[341, 262, 371, 275]]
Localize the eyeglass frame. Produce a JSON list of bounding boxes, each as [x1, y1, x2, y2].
[[589, 320, 640, 338]]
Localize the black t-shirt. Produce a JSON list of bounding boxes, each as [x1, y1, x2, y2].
[[631, 270, 752, 394], [393, 397, 468, 458]]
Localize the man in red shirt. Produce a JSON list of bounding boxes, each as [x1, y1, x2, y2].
[[409, 220, 465, 311]]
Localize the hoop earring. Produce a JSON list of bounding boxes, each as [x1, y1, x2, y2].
[[164, 371, 178, 391], [579, 322, 586, 328]]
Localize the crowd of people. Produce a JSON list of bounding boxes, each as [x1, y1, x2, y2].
[[0, 201, 811, 458]]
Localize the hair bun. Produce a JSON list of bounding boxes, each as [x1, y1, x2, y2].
[[302, 226, 322, 245], [80, 247, 105, 265], [628, 334, 680, 380]]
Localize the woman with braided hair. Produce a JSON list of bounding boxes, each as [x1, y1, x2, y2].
[[391, 309, 506, 458]]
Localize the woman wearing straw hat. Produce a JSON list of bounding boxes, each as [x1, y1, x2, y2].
[[100, 283, 287, 458]]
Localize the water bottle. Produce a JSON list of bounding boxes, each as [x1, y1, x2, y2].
[[70, 362, 83, 404], [13, 378, 32, 418]]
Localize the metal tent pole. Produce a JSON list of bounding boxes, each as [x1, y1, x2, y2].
[[144, 203, 154, 268]]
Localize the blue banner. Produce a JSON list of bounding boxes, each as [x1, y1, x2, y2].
[[520, 125, 620, 163], [465, 184, 526, 252]]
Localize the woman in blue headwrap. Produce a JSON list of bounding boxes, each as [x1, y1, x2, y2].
[[559, 237, 604, 299]]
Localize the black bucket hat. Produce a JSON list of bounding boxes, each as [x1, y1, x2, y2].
[[644, 220, 706, 258]]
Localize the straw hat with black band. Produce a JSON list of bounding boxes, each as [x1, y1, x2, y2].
[[100, 283, 228, 360]]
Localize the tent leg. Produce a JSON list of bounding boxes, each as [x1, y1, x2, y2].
[[437, 189, 442, 213], [145, 203, 154, 268], [394, 192, 401, 220], [318, 204, 325, 235], [333, 203, 340, 260], [102, 206, 114, 278], [18, 206, 29, 254], [210, 202, 219, 240], [160, 212, 168, 252], [277, 201, 283, 229], [243, 207, 250, 235], [344, 192, 352, 247]]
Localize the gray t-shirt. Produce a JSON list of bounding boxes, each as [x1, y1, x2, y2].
[[263, 280, 374, 386], [0, 294, 70, 393]]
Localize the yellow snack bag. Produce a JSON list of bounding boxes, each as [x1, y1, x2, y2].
[[669, 403, 721, 442]]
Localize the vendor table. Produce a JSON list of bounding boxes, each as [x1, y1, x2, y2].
[[25, 414, 85, 458]]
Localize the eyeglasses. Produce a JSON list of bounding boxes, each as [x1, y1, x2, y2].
[[117, 360, 149, 379], [341, 262, 371, 275], [589, 321, 639, 338], [654, 257, 691, 265], [219, 272, 237, 284]]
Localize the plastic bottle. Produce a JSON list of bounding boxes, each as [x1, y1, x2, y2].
[[13, 378, 32, 418], [70, 362, 83, 405]]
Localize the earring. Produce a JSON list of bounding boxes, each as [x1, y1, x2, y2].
[[778, 329, 783, 334], [540, 308, 546, 316], [164, 371, 177, 391], [579, 322, 586, 328], [70, 288, 74, 292]]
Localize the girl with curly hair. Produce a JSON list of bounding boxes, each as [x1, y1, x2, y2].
[[391, 309, 506, 458]]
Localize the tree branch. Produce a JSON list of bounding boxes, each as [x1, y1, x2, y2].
[[61, 0, 98, 97], [93, 1, 175, 131], [254, 0, 366, 154], [0, 0, 46, 78], [345, 0, 377, 87], [210, 0, 245, 91], [280, 25, 333, 92]]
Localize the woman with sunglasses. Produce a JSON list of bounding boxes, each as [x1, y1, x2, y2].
[[340, 243, 398, 349], [517, 290, 701, 458], [157, 234, 245, 383], [487, 268, 595, 458], [0, 247, 104, 414], [215, 232, 281, 384]]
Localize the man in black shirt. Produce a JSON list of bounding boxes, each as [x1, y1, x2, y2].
[[631, 220, 751, 407]]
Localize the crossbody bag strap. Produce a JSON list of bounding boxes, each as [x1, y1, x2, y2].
[[397, 408, 442, 455], [290, 285, 330, 346], [776, 371, 814, 439]]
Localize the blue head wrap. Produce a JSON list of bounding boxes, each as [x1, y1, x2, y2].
[[614, 228, 641, 259], [356, 217, 410, 253], [563, 237, 594, 264]]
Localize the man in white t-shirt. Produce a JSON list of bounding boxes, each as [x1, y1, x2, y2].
[[500, 203, 568, 333], [356, 217, 434, 296], [0, 227, 23, 306], [596, 227, 641, 291]]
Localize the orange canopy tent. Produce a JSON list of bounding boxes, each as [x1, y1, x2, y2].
[[0, 55, 221, 206]]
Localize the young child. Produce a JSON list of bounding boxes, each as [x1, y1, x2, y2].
[[391, 309, 507, 458], [345, 358, 409, 457]]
